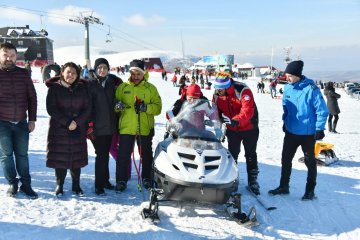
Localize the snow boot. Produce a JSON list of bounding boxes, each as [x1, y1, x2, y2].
[[332, 122, 338, 133], [328, 121, 333, 132], [302, 191, 315, 201], [19, 185, 38, 199], [268, 185, 289, 195], [104, 181, 115, 190], [95, 188, 106, 196], [55, 184, 64, 196], [70, 168, 83, 196], [6, 182, 18, 197], [72, 184, 84, 196], [142, 178, 153, 190], [115, 181, 127, 192], [248, 169, 260, 195]]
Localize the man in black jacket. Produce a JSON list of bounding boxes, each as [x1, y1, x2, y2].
[[88, 58, 122, 195], [0, 42, 38, 199]]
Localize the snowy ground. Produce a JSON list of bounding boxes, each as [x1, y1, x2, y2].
[[0, 67, 359, 240]]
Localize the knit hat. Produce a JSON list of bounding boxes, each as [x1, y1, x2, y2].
[[94, 58, 110, 71], [284, 60, 304, 77], [186, 84, 202, 98], [129, 59, 145, 74], [214, 72, 231, 89]]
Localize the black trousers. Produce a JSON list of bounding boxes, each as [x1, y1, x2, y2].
[[91, 135, 113, 188], [116, 129, 154, 183], [226, 128, 259, 176], [55, 168, 81, 186], [280, 132, 317, 192]]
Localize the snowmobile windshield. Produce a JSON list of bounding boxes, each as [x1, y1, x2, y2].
[[168, 99, 221, 142]]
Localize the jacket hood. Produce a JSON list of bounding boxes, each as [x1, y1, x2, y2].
[[293, 76, 316, 90]]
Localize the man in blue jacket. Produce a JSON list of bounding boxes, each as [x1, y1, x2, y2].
[[268, 60, 328, 200]]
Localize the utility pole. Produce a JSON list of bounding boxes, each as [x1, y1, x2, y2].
[[69, 13, 103, 67]]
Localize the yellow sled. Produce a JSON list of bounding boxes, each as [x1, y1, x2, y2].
[[299, 141, 339, 166]]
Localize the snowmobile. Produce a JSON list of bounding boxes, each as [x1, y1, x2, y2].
[[141, 99, 257, 226], [298, 141, 339, 166]]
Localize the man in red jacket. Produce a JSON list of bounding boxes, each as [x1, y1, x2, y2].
[[0, 42, 38, 199], [213, 72, 260, 195]]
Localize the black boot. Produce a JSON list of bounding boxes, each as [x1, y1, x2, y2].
[[302, 182, 316, 200], [268, 185, 289, 195], [328, 121, 333, 133], [55, 184, 64, 196], [55, 168, 66, 196], [6, 182, 19, 197], [71, 168, 84, 197], [115, 181, 127, 192], [332, 122, 338, 133], [248, 169, 260, 195]]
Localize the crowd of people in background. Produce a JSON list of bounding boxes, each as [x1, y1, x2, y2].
[[0, 41, 351, 202]]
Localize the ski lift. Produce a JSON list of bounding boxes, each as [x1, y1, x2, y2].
[[106, 26, 112, 43]]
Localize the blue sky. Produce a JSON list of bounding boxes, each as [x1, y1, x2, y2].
[[0, 0, 359, 71]]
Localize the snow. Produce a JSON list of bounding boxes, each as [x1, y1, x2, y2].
[[1, 63, 360, 240], [53, 46, 182, 67]]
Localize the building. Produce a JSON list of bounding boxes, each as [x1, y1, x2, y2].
[[0, 25, 54, 67]]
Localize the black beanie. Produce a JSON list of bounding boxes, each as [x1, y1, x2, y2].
[[284, 60, 304, 77], [129, 59, 145, 73], [94, 58, 110, 71]]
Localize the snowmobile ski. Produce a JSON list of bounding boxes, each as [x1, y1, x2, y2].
[[141, 188, 161, 224], [225, 193, 259, 228], [246, 186, 277, 211]]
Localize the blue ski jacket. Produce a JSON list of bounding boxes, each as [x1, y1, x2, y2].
[[282, 76, 328, 135]]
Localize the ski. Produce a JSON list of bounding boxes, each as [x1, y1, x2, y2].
[[246, 186, 277, 211]]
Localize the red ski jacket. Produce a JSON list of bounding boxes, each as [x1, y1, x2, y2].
[[213, 82, 258, 132]]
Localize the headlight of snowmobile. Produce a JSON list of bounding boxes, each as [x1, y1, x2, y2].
[[175, 139, 222, 150]]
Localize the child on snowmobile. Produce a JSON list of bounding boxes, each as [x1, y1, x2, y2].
[[155, 84, 222, 159]]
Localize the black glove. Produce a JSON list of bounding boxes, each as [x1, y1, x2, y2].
[[135, 100, 147, 113], [222, 114, 239, 127], [282, 124, 286, 133], [224, 118, 239, 127], [315, 130, 325, 140], [115, 101, 126, 111]]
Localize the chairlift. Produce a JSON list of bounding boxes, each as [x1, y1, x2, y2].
[[106, 26, 112, 43]]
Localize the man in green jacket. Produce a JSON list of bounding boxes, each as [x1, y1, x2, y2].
[[114, 59, 162, 191]]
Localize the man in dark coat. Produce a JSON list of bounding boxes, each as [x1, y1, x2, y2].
[[46, 62, 91, 197], [0, 42, 38, 199], [324, 82, 341, 133], [87, 58, 123, 195]]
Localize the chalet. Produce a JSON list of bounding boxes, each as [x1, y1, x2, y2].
[[0, 25, 54, 67]]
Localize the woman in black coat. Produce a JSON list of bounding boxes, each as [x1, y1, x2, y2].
[[46, 62, 91, 196], [324, 82, 341, 133], [87, 58, 123, 195]]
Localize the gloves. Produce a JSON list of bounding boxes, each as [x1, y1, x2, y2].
[[282, 124, 286, 133], [222, 115, 239, 127], [86, 122, 95, 140], [134, 100, 147, 113], [167, 122, 181, 134], [115, 101, 126, 111], [315, 130, 325, 140]]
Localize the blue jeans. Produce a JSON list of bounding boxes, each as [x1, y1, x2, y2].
[[0, 120, 31, 186], [270, 87, 277, 98]]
